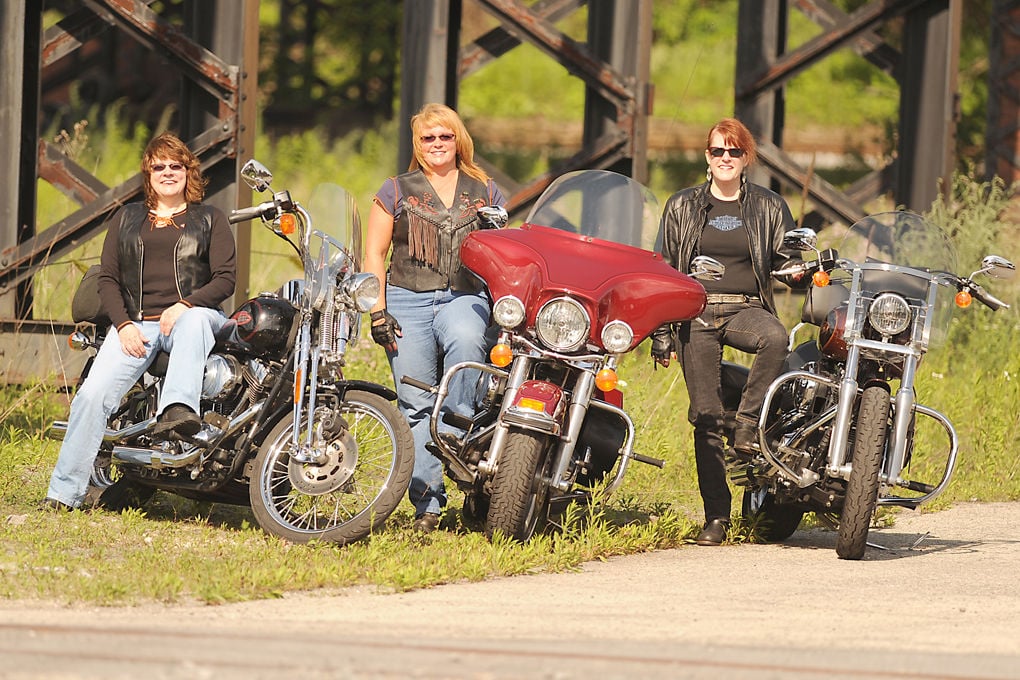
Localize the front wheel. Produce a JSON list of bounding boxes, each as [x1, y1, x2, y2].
[[485, 429, 549, 542], [741, 487, 804, 542], [836, 385, 890, 560], [249, 389, 414, 544]]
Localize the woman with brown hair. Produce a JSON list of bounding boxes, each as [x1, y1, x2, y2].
[[43, 132, 236, 510]]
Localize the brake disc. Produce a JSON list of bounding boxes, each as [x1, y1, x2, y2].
[[287, 426, 358, 495]]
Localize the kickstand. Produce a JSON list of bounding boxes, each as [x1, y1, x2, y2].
[[909, 531, 931, 549]]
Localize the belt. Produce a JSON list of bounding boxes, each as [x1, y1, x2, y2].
[[705, 293, 757, 304]]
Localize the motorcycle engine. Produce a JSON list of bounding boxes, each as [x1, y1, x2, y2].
[[201, 354, 245, 402]]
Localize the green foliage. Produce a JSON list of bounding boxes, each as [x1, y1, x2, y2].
[[927, 171, 1019, 270]]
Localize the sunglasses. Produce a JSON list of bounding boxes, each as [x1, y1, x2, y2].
[[708, 147, 745, 158], [420, 134, 455, 144], [151, 163, 185, 172]]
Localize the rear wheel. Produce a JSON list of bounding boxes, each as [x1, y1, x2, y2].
[[836, 385, 890, 560], [485, 430, 548, 542], [249, 390, 414, 544], [741, 487, 804, 542]]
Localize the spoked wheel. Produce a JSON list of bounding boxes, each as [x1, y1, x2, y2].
[[485, 429, 549, 542], [249, 390, 414, 544], [741, 486, 804, 542], [836, 385, 890, 560]]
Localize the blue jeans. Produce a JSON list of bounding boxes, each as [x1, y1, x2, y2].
[[47, 307, 228, 508], [678, 301, 788, 521], [385, 285, 492, 517]]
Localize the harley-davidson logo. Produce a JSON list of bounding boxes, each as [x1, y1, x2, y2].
[[234, 310, 253, 326]]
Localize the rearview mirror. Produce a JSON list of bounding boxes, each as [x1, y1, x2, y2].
[[240, 159, 273, 193]]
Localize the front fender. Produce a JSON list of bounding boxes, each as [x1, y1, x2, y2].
[[335, 379, 397, 402]]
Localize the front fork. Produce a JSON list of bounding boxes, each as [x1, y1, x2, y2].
[[479, 356, 597, 493]]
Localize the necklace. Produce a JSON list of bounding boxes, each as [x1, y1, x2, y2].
[[149, 207, 186, 230]]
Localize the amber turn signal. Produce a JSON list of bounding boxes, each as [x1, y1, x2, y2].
[[490, 343, 513, 367], [279, 213, 297, 235], [595, 368, 618, 392], [812, 270, 830, 287], [955, 290, 972, 308]]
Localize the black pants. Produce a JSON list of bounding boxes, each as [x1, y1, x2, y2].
[[678, 301, 788, 522]]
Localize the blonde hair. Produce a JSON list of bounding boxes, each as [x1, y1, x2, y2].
[[706, 118, 758, 167], [141, 132, 207, 208], [408, 103, 489, 185]]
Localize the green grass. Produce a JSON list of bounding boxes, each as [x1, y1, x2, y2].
[[8, 92, 1019, 606]]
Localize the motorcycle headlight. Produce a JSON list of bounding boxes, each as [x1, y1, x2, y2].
[[492, 295, 526, 329], [536, 297, 590, 352], [343, 272, 380, 313], [868, 293, 911, 336], [600, 320, 634, 353]]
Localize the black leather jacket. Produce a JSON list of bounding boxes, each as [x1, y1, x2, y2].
[[658, 180, 795, 314], [98, 203, 235, 327]]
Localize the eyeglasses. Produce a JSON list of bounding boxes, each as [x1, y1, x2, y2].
[[420, 134, 455, 144], [708, 147, 745, 158], [151, 163, 185, 172]]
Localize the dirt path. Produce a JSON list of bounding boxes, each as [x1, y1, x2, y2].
[[2, 501, 1018, 679]]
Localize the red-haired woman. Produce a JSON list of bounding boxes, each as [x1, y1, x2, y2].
[[654, 117, 800, 546]]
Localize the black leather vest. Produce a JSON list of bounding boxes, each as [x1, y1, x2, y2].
[[387, 170, 491, 293], [117, 203, 217, 320]]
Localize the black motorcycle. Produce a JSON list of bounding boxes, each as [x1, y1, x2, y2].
[[51, 160, 414, 544], [723, 212, 1014, 558]]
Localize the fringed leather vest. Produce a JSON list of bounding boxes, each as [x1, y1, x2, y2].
[[387, 170, 492, 293]]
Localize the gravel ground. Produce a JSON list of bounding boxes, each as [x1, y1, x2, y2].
[[1, 501, 1018, 679]]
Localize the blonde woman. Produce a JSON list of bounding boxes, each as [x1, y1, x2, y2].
[[364, 103, 506, 533]]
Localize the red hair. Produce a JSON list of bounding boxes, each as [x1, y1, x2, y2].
[[706, 118, 757, 166]]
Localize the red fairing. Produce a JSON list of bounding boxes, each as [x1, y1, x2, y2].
[[461, 224, 705, 346]]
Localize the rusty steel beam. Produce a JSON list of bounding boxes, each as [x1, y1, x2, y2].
[[790, 0, 899, 74], [737, 0, 927, 99], [460, 0, 583, 78], [38, 141, 109, 207], [474, 0, 633, 108], [756, 140, 867, 227], [81, 0, 238, 103], [986, 0, 1020, 183]]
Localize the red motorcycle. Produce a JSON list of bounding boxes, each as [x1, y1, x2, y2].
[[404, 170, 712, 541]]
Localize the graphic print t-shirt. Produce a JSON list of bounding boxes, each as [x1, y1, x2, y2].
[[700, 198, 757, 295]]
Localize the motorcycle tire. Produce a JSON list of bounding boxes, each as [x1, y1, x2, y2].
[[249, 389, 414, 545], [741, 488, 804, 542], [485, 429, 548, 542], [836, 385, 890, 560]]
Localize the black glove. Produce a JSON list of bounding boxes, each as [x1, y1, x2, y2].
[[651, 325, 673, 366], [370, 309, 402, 348]]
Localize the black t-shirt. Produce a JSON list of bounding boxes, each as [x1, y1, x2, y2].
[[699, 198, 757, 295]]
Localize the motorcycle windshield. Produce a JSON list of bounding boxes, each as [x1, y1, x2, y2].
[[833, 211, 959, 348], [302, 184, 364, 311], [524, 170, 662, 251], [835, 211, 957, 274], [306, 183, 363, 268]]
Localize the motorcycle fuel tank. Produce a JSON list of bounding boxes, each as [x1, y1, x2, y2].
[[228, 293, 299, 358]]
